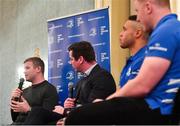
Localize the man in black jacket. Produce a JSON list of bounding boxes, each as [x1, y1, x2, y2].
[[23, 41, 116, 125], [10, 57, 59, 125]]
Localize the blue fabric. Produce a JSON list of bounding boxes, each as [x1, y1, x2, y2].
[[145, 14, 180, 115], [120, 46, 146, 87]]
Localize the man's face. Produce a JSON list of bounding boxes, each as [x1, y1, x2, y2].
[[24, 61, 38, 82], [69, 50, 81, 72], [134, 0, 152, 32], [119, 20, 136, 49]]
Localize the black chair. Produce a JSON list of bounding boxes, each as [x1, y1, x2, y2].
[[170, 88, 180, 125]]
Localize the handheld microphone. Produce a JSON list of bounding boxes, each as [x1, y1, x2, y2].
[[68, 82, 74, 98], [64, 82, 75, 116]]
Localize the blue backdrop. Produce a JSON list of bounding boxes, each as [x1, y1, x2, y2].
[[47, 8, 110, 105]]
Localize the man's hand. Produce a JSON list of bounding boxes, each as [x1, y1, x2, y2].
[[11, 88, 23, 99], [10, 96, 31, 113], [53, 105, 64, 115], [106, 89, 121, 100], [56, 118, 66, 126], [64, 98, 76, 108]]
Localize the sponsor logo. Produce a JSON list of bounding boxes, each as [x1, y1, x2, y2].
[[89, 28, 97, 37], [149, 43, 168, 52], [66, 71, 74, 80], [67, 20, 74, 28]]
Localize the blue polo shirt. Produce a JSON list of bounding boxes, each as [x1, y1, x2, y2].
[[145, 14, 180, 115], [120, 46, 146, 87]]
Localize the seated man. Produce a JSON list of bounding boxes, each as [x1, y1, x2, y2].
[[119, 15, 148, 87], [64, 0, 180, 125], [23, 41, 116, 125], [10, 57, 59, 125]]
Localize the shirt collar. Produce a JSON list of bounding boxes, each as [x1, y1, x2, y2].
[[128, 45, 147, 62], [154, 14, 177, 31], [84, 63, 97, 76]]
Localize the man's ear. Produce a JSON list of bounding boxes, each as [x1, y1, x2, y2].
[[78, 56, 84, 64], [36, 66, 42, 73], [145, 1, 152, 14], [135, 29, 142, 38]]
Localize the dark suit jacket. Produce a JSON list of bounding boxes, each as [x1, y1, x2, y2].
[[75, 64, 116, 105]]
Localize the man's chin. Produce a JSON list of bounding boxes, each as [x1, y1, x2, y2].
[[74, 69, 80, 72], [120, 46, 127, 49]]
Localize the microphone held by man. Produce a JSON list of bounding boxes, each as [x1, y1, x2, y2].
[[68, 82, 74, 98], [11, 78, 25, 102]]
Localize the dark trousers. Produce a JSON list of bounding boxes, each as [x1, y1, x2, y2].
[[23, 107, 64, 125], [65, 97, 171, 125]]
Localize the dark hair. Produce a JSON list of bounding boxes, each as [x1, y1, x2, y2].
[[24, 57, 45, 74], [68, 41, 96, 62], [128, 15, 137, 21]]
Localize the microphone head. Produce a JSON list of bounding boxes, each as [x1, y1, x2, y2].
[[68, 82, 73, 88], [18, 78, 25, 90], [68, 82, 74, 98], [20, 78, 25, 83]]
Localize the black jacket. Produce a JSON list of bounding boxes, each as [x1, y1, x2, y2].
[[75, 64, 116, 105]]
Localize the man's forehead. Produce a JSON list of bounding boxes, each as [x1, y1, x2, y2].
[[24, 61, 33, 66]]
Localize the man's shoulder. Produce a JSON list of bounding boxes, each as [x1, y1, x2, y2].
[[90, 65, 113, 79], [30, 80, 57, 91], [92, 64, 110, 74], [41, 80, 56, 89]]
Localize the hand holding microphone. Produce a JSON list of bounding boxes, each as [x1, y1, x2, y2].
[[11, 78, 24, 101], [63, 83, 75, 116], [64, 98, 76, 108], [65, 83, 75, 108]]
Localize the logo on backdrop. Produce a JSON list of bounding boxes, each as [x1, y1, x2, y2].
[[89, 28, 97, 37], [67, 20, 74, 28], [66, 71, 75, 80]]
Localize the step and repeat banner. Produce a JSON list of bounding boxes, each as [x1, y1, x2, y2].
[[47, 8, 110, 105]]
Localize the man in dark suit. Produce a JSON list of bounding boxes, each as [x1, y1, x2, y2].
[[23, 41, 116, 125]]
